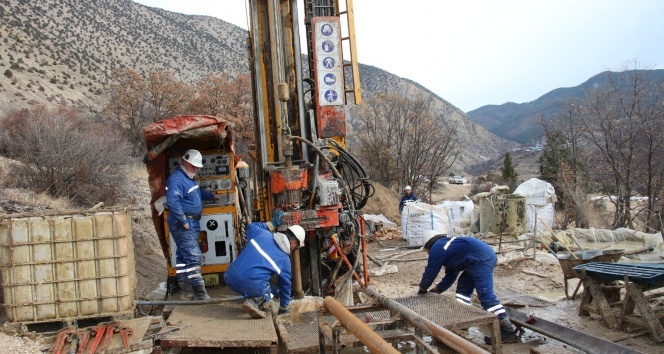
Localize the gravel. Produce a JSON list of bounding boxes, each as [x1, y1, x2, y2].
[[0, 332, 43, 353]]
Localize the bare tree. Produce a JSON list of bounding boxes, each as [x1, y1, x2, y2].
[[105, 68, 146, 132], [579, 64, 664, 229], [145, 70, 191, 122], [351, 93, 403, 187], [539, 100, 590, 228], [189, 73, 254, 148], [403, 98, 460, 201], [351, 92, 460, 201]]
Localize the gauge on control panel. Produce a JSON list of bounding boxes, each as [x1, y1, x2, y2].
[[218, 179, 231, 190]]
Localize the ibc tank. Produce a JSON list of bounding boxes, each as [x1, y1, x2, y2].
[[478, 194, 525, 235], [0, 209, 136, 323]]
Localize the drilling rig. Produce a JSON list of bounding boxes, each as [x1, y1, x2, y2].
[[144, 0, 373, 300], [244, 0, 373, 298]]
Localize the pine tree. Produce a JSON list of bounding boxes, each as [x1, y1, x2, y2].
[[501, 152, 518, 184]]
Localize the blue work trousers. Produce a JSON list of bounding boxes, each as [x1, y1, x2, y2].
[[455, 258, 507, 319], [173, 227, 205, 287], [224, 274, 276, 304]]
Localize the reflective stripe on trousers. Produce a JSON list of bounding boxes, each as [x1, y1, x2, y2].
[[173, 228, 204, 287]]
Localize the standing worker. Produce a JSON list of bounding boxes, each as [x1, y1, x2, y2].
[[399, 185, 418, 212], [166, 149, 218, 301], [224, 210, 305, 319], [417, 230, 518, 344]]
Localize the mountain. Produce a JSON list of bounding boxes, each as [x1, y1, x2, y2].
[[466, 69, 664, 144], [0, 0, 515, 172]]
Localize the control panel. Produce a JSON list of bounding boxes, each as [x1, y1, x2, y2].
[[168, 212, 236, 266], [168, 152, 235, 194]]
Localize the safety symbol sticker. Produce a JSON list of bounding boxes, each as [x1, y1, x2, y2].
[[314, 18, 342, 107], [206, 219, 218, 231], [324, 73, 336, 85], [321, 24, 333, 36], [322, 40, 334, 52], [323, 57, 335, 69], [324, 90, 338, 103]]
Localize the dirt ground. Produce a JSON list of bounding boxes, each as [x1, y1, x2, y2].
[[1, 163, 663, 353], [366, 233, 663, 353]]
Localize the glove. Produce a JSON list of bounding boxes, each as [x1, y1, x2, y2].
[[429, 287, 442, 294], [417, 287, 428, 295], [278, 305, 290, 315], [272, 209, 285, 228]]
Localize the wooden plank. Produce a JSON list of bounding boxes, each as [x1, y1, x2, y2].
[[587, 277, 618, 328], [624, 282, 664, 342], [55, 316, 157, 354], [158, 302, 278, 348], [101, 317, 157, 354]]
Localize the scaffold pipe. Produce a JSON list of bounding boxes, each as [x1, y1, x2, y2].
[[323, 296, 400, 354]]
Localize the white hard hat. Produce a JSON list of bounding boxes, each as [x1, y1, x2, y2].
[[405, 185, 412, 191], [183, 149, 203, 168], [422, 230, 442, 251], [288, 225, 306, 247]]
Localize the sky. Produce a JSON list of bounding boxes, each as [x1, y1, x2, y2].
[[133, 0, 664, 112]]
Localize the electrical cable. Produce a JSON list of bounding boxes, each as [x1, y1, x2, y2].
[[321, 141, 374, 210]]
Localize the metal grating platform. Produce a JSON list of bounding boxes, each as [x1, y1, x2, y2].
[[277, 294, 500, 353], [276, 307, 412, 353], [158, 300, 278, 349], [574, 262, 664, 284], [395, 294, 497, 329], [494, 288, 555, 307]]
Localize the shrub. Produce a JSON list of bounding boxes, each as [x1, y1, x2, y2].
[[3, 69, 11, 78], [1, 106, 132, 206]]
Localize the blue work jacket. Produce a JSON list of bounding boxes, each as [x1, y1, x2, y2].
[[225, 223, 293, 308], [399, 193, 418, 212], [165, 167, 214, 233], [419, 236, 496, 291]]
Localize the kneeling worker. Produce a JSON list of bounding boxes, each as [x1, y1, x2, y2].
[[417, 230, 518, 344], [224, 210, 305, 319]]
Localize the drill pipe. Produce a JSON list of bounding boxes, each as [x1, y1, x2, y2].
[[323, 296, 399, 354], [291, 248, 305, 299], [135, 295, 245, 306], [363, 287, 488, 354]]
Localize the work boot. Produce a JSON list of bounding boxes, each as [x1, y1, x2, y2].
[[242, 297, 267, 319], [192, 285, 212, 301], [484, 318, 518, 344], [178, 281, 195, 301]]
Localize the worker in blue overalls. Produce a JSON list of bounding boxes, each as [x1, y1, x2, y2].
[[224, 210, 306, 319], [399, 185, 418, 212], [166, 149, 218, 301], [417, 230, 518, 344]]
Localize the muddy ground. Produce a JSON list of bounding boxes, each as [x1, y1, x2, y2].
[[366, 234, 663, 353], [0, 164, 662, 353]]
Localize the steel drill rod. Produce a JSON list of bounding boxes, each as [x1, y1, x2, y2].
[[292, 248, 305, 299], [323, 296, 400, 354], [135, 295, 246, 306], [363, 287, 488, 354]]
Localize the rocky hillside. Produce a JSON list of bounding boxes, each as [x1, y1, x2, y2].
[[466, 69, 664, 144], [0, 0, 513, 172]]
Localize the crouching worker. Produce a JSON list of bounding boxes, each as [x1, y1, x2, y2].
[[224, 210, 306, 319], [417, 230, 518, 344]]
